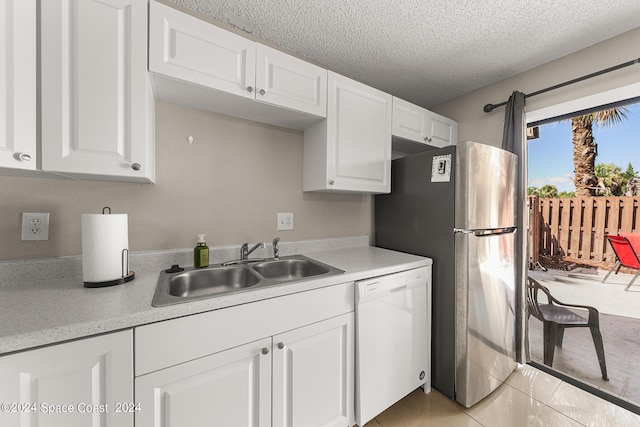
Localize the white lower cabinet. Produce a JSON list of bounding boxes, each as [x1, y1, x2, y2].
[[135, 337, 272, 427], [273, 313, 354, 427], [135, 314, 354, 427], [134, 282, 355, 427], [0, 330, 133, 427]]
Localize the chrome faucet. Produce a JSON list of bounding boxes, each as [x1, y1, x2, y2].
[[241, 242, 265, 260], [272, 237, 280, 260]]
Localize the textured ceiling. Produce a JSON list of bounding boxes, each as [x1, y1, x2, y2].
[[170, 0, 640, 109]]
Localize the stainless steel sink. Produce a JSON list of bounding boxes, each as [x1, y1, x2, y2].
[[152, 255, 344, 306], [168, 266, 261, 298], [252, 258, 330, 280]]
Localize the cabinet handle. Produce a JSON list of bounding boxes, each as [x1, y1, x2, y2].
[[18, 153, 32, 162], [247, 86, 254, 93], [277, 342, 285, 350], [131, 163, 141, 171], [424, 136, 433, 142], [261, 347, 270, 355], [259, 89, 266, 95], [328, 180, 334, 186]]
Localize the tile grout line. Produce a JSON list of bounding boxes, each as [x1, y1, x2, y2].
[[538, 379, 589, 427], [461, 380, 588, 427]]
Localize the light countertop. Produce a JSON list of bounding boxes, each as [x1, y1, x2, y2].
[[0, 237, 430, 355]]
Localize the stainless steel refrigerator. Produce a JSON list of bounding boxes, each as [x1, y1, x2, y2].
[[375, 140, 517, 407]]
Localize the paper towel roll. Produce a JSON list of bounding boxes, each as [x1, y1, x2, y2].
[[82, 214, 129, 283]]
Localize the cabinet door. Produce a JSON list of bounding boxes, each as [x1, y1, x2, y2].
[[273, 313, 354, 427], [255, 44, 327, 117], [149, 0, 256, 99], [41, 0, 154, 182], [135, 337, 272, 427], [327, 72, 391, 193], [392, 97, 458, 148], [392, 97, 428, 144], [0, 330, 133, 427], [425, 111, 458, 148], [0, 0, 36, 170]]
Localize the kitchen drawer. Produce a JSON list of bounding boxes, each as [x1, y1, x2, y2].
[[135, 281, 354, 376]]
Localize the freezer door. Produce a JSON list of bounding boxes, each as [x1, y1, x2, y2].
[[455, 141, 517, 230], [454, 229, 516, 407]]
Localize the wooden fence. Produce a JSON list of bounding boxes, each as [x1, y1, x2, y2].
[[528, 195, 640, 267]]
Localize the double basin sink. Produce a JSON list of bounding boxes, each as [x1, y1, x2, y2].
[[152, 255, 345, 307]]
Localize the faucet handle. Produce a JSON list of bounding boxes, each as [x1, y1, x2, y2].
[[240, 243, 249, 259], [273, 237, 280, 260]]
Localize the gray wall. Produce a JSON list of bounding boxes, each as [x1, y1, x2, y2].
[[1, 102, 372, 260]]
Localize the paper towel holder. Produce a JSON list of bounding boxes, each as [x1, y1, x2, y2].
[[83, 208, 136, 288], [84, 248, 135, 288]]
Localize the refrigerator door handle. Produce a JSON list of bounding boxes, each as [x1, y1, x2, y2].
[[453, 228, 474, 234], [454, 227, 517, 236]]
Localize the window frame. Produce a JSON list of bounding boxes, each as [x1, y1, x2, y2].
[[524, 80, 640, 415], [526, 82, 640, 125]]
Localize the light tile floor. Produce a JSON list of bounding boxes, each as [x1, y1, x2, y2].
[[363, 364, 640, 427]]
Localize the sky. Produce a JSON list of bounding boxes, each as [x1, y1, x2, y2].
[[527, 102, 640, 193]]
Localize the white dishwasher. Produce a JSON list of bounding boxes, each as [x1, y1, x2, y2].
[[355, 265, 431, 426]]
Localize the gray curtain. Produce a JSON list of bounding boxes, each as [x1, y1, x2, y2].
[[501, 91, 527, 363]]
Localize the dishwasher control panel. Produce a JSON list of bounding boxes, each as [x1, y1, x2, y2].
[[356, 266, 428, 300]]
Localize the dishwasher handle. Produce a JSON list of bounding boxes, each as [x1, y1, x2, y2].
[[389, 284, 408, 293]]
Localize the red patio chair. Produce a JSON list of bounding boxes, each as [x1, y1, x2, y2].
[[602, 235, 640, 291], [619, 232, 640, 255]]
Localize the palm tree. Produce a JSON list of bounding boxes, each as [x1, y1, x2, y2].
[[571, 108, 628, 196], [594, 163, 626, 196], [528, 184, 559, 198]]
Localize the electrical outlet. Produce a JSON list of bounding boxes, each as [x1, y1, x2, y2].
[[277, 213, 293, 231], [21, 213, 50, 241]]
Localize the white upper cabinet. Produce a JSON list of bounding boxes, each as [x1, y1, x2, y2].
[[148, 0, 326, 130], [392, 97, 429, 143], [149, 1, 256, 99], [427, 110, 458, 148], [255, 43, 327, 116], [304, 71, 392, 194], [392, 97, 458, 153], [0, 0, 36, 171], [41, 0, 155, 183]]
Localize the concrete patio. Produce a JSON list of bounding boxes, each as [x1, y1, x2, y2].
[[528, 266, 640, 405]]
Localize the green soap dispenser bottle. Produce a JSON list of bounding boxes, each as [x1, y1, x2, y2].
[[194, 234, 209, 268]]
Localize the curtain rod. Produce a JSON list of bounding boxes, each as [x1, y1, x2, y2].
[[483, 58, 640, 113]]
